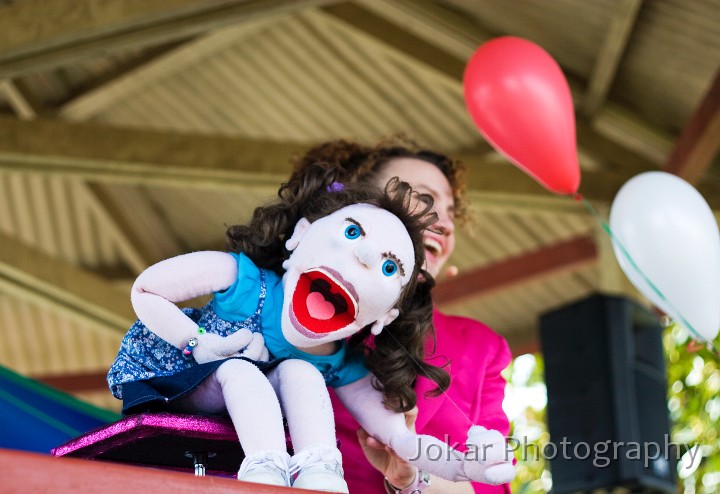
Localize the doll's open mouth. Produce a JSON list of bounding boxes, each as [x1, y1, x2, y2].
[[292, 268, 358, 334]]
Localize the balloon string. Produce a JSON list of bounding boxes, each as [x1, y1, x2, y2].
[[575, 194, 719, 357]]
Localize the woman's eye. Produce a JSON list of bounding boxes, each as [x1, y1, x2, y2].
[[344, 224, 361, 239], [382, 259, 398, 276]]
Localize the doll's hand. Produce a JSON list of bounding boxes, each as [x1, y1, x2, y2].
[[462, 426, 515, 484], [237, 332, 269, 362], [191, 329, 254, 364]]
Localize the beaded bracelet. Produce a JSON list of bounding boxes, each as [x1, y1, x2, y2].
[[182, 327, 206, 358], [182, 337, 198, 357]]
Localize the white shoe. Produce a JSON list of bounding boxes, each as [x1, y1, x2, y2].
[[290, 445, 349, 493], [237, 450, 291, 487]]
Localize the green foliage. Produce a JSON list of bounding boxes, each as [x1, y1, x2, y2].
[[504, 325, 720, 494], [664, 324, 720, 493], [503, 354, 551, 493]]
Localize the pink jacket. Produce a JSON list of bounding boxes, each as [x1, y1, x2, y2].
[[330, 309, 513, 493]]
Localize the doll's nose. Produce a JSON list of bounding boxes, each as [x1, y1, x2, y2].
[[355, 244, 380, 268]]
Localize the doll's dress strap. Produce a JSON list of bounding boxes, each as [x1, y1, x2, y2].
[[227, 267, 266, 334], [244, 268, 266, 334], [193, 268, 266, 336]]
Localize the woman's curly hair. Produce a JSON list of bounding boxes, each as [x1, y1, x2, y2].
[[226, 161, 448, 412], [290, 135, 468, 225]]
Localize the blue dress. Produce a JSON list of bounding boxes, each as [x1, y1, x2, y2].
[[107, 253, 367, 414]]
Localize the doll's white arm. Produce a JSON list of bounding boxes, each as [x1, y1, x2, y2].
[[334, 374, 515, 485], [334, 374, 409, 445], [131, 251, 238, 349]]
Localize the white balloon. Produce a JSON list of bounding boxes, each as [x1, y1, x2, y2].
[[609, 171, 720, 341]]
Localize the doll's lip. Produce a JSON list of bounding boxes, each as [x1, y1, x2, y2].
[[290, 267, 358, 335]]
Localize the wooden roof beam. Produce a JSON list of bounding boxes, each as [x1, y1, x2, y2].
[[352, 0, 493, 62], [88, 183, 185, 272], [0, 116, 306, 189], [1, 116, 718, 209], [581, 0, 643, 117], [0, 234, 134, 336], [33, 369, 110, 393], [663, 67, 720, 184], [0, 79, 40, 119], [434, 236, 598, 306], [0, 0, 338, 79], [0, 86, 160, 273], [60, 20, 283, 120], [322, 2, 467, 81]]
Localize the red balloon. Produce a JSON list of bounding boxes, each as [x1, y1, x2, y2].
[[463, 36, 580, 194]]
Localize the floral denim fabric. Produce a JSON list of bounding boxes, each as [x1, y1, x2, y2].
[[107, 270, 266, 399]]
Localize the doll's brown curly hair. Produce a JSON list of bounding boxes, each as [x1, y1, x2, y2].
[[226, 161, 449, 412]]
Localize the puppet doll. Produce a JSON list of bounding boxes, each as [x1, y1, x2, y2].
[[108, 163, 515, 492]]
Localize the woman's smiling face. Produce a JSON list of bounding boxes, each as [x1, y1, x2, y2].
[[375, 158, 456, 279]]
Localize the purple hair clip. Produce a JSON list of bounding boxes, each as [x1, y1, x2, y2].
[[326, 181, 345, 193]]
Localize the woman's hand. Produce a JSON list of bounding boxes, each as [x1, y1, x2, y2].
[[356, 406, 419, 489]]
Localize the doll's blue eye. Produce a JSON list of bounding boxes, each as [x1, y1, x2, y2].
[[345, 224, 361, 239], [382, 259, 398, 276]]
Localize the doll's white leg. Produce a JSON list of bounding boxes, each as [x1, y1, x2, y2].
[[266, 359, 335, 449], [214, 360, 291, 486], [210, 359, 286, 453], [267, 360, 348, 493]]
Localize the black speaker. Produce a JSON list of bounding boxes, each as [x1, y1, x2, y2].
[[540, 294, 676, 493]]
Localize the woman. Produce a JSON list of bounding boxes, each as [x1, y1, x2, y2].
[[290, 138, 513, 494]]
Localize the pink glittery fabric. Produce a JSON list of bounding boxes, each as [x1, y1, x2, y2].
[[51, 413, 292, 475], [51, 413, 238, 458]]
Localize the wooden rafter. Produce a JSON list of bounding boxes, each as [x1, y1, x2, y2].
[[60, 19, 282, 120], [323, 1, 479, 81], [80, 185, 161, 275], [86, 183, 183, 273], [434, 236, 598, 306], [581, 0, 643, 117], [592, 105, 674, 166], [0, 88, 158, 274], [663, 67, 720, 184], [34, 369, 111, 393], [0, 79, 39, 120], [575, 117, 660, 172], [57, 39, 189, 110], [1, 116, 718, 208], [356, 0, 489, 60], [0, 0, 337, 79], [0, 234, 134, 336], [0, 116, 306, 188]]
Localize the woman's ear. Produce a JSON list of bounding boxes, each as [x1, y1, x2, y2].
[[285, 217, 311, 251], [370, 308, 399, 335]]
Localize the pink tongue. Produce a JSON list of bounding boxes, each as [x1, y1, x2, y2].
[[306, 292, 335, 320]]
